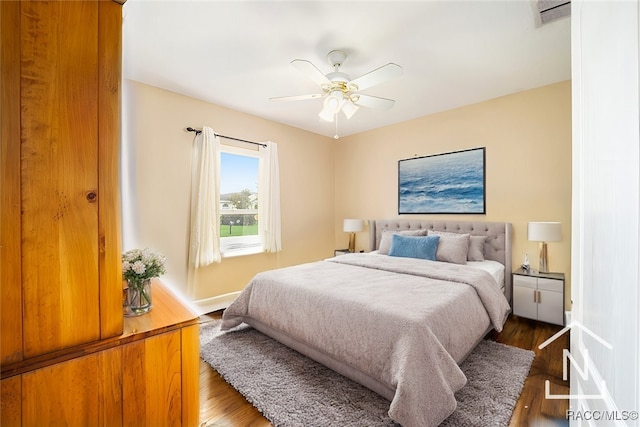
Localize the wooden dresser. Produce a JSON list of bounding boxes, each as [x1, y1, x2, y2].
[[1, 1, 199, 425], [1, 281, 200, 426]]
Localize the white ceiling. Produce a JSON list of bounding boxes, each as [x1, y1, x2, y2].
[[122, 1, 571, 139]]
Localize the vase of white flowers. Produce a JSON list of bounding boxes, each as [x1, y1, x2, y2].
[[122, 248, 166, 317]]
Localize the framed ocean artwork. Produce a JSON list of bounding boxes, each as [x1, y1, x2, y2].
[[398, 147, 486, 214]]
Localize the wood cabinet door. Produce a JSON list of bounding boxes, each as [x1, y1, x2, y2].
[[181, 324, 201, 427], [1, 376, 21, 426], [22, 347, 123, 426], [15, 0, 123, 358], [123, 331, 183, 426], [1, 0, 23, 365]]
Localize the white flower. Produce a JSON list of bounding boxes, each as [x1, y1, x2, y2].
[[122, 247, 167, 282], [131, 260, 146, 275]]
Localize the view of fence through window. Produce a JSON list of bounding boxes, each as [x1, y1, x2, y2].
[[220, 152, 259, 247]]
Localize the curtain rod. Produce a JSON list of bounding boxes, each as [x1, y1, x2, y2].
[[185, 127, 267, 148]]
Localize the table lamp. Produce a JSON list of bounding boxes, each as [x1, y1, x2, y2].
[[343, 219, 363, 253], [527, 222, 561, 273]]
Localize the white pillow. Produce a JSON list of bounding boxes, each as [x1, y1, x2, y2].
[[427, 230, 470, 265], [378, 229, 427, 255]]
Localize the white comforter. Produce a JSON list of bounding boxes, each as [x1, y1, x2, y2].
[[221, 253, 510, 427]]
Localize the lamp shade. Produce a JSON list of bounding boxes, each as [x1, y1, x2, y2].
[[528, 222, 561, 242], [343, 219, 364, 233]]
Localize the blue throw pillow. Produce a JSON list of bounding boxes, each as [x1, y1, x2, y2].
[[388, 234, 440, 261]]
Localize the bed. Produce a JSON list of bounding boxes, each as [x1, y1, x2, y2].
[[221, 219, 512, 427]]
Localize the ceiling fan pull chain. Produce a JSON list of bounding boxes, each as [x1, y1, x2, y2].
[[334, 114, 339, 139]]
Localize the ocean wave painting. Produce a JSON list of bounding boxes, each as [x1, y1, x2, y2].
[[398, 148, 485, 214]]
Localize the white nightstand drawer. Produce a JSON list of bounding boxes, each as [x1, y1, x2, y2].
[[513, 275, 537, 289], [537, 277, 563, 292]]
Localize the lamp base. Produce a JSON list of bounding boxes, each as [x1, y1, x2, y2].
[[348, 232, 356, 253], [538, 242, 549, 273]]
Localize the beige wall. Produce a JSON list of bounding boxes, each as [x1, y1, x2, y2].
[[123, 80, 572, 310], [122, 80, 336, 308], [334, 81, 572, 307]]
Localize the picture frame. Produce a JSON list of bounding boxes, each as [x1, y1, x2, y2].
[[398, 147, 486, 214]]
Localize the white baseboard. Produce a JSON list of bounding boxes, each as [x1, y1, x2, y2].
[[192, 291, 241, 315]]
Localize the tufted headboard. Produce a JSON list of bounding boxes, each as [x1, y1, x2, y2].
[[369, 219, 513, 305]]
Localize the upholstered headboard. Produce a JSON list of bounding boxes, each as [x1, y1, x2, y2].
[[369, 219, 513, 305]]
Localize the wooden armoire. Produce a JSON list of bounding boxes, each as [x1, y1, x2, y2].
[[0, 1, 199, 425]]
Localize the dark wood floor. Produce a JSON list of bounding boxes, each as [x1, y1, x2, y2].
[[487, 316, 570, 427], [199, 313, 569, 427]]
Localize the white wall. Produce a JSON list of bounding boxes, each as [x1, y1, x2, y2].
[[571, 0, 640, 424]]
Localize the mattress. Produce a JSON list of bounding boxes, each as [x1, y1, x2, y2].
[[467, 259, 506, 292]]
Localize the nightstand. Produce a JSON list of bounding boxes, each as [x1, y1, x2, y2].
[[512, 268, 565, 326], [334, 249, 350, 256]]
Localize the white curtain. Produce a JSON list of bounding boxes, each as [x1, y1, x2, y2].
[[188, 126, 221, 267], [258, 141, 282, 252]]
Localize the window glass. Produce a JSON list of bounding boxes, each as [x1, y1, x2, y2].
[[219, 146, 261, 256]]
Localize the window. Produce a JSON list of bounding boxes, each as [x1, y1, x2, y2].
[[219, 145, 261, 257], [188, 127, 280, 267]]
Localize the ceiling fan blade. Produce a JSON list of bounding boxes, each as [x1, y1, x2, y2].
[[290, 59, 331, 86], [352, 94, 395, 110], [349, 63, 403, 91], [270, 94, 324, 102]]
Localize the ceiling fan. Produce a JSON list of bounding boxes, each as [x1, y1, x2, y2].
[[270, 50, 403, 123]]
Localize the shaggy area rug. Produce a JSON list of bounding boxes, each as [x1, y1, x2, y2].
[[200, 321, 534, 427]]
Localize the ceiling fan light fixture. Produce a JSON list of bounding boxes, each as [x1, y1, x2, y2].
[[318, 105, 336, 122], [319, 91, 345, 121], [342, 101, 359, 119], [324, 91, 344, 111]]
